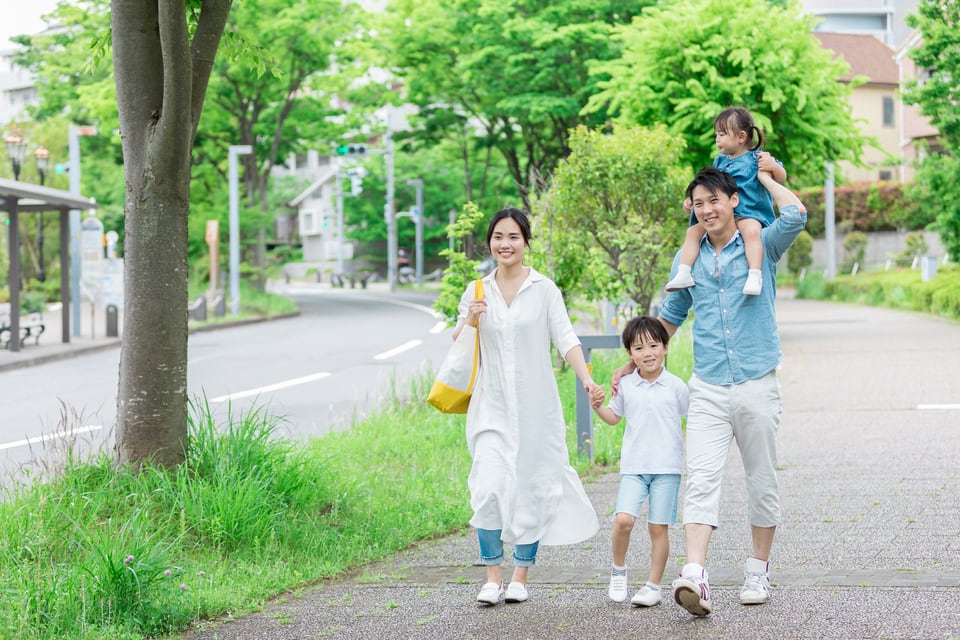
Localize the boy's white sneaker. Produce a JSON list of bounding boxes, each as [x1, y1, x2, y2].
[[740, 558, 771, 605], [743, 270, 763, 295], [630, 584, 662, 607], [608, 570, 629, 603], [476, 582, 502, 605], [665, 271, 695, 292], [504, 581, 528, 603], [672, 563, 711, 616]]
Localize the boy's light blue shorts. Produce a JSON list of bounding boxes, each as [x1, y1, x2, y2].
[[614, 473, 681, 525]]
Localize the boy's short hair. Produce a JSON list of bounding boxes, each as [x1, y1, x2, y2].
[[622, 316, 670, 350]]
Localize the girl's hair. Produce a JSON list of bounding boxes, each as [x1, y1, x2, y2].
[[621, 316, 670, 351], [714, 106, 763, 151], [486, 207, 532, 247]]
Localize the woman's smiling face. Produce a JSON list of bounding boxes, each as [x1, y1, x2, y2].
[[489, 217, 526, 268]]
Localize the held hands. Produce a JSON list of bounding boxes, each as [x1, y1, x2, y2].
[[757, 151, 779, 178], [586, 382, 606, 409]]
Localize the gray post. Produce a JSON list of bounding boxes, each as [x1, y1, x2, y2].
[[228, 145, 253, 315], [106, 304, 119, 337], [385, 120, 397, 292], [824, 161, 836, 280], [8, 202, 20, 352], [336, 161, 345, 274], [407, 178, 424, 285], [69, 125, 81, 336], [575, 335, 622, 461]]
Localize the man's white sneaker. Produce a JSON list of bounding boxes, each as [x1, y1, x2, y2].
[[665, 272, 696, 292], [740, 558, 770, 605], [476, 581, 502, 605], [630, 584, 662, 607], [608, 570, 629, 603], [504, 581, 529, 603], [672, 563, 711, 616]]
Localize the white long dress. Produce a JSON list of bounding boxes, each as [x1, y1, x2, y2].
[[457, 267, 599, 546]]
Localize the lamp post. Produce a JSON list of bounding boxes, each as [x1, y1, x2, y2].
[[4, 129, 27, 180], [35, 143, 49, 282]]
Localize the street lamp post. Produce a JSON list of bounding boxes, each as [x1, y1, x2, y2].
[[35, 143, 49, 282], [4, 129, 27, 180]]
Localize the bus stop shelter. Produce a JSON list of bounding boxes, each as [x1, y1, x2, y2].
[[0, 176, 97, 352]]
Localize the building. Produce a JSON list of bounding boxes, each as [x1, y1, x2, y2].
[[804, 0, 916, 47], [0, 46, 38, 124], [813, 32, 901, 183], [894, 31, 941, 182]]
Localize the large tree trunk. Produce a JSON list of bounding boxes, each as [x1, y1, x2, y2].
[[112, 0, 231, 468]]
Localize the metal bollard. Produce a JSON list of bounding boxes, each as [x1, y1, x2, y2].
[[106, 304, 119, 337]]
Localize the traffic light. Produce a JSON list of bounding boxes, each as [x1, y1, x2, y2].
[[336, 143, 367, 156]]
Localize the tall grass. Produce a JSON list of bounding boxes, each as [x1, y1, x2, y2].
[[0, 331, 691, 639]]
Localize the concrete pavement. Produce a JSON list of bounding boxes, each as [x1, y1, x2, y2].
[[178, 296, 960, 640]]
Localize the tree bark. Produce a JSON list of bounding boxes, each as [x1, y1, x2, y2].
[[112, 0, 231, 468]]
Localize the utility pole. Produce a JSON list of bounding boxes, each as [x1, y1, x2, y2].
[[407, 178, 424, 286], [385, 116, 397, 292], [228, 145, 252, 315], [824, 161, 836, 280]]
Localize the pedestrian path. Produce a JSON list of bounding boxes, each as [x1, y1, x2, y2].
[[181, 296, 960, 640]]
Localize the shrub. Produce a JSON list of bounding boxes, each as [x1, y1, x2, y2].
[[786, 230, 814, 275], [841, 231, 868, 273]]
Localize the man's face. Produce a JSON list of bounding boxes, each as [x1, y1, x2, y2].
[[691, 184, 738, 236]]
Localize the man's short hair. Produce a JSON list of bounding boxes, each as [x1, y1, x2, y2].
[[685, 166, 738, 201]]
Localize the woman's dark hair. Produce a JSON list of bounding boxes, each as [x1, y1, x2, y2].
[[714, 106, 764, 151], [486, 207, 532, 247], [621, 316, 670, 350]]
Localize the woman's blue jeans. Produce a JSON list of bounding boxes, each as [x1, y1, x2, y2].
[[477, 528, 539, 568]]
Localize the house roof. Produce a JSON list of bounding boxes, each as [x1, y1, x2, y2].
[[814, 32, 899, 85], [287, 167, 338, 208]]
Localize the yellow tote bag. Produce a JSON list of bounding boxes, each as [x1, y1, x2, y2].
[[427, 279, 483, 414]]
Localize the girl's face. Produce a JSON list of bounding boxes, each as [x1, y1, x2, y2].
[[628, 332, 667, 379], [715, 125, 749, 157], [489, 217, 526, 268]]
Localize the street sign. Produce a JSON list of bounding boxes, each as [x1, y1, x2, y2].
[[80, 215, 104, 302]]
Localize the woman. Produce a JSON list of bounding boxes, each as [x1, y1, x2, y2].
[[455, 207, 601, 606]]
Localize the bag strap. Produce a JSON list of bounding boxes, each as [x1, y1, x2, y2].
[[472, 279, 484, 327]]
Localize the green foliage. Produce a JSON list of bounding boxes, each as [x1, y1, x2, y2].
[[898, 231, 929, 266], [381, 0, 648, 201], [542, 124, 689, 316], [588, 0, 869, 187], [795, 264, 960, 320], [433, 202, 487, 325], [799, 181, 932, 237], [786, 230, 814, 275], [903, 0, 960, 146], [841, 231, 868, 273], [905, 152, 960, 263]]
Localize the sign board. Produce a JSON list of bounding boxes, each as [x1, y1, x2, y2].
[[80, 215, 104, 302]]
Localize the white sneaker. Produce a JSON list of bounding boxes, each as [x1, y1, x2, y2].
[[665, 271, 695, 292], [740, 558, 770, 605], [672, 563, 711, 616], [608, 570, 628, 603], [504, 581, 528, 603], [743, 270, 762, 295], [476, 581, 502, 605], [630, 584, 662, 607]]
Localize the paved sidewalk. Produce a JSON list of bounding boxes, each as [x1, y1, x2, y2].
[[180, 296, 960, 640]]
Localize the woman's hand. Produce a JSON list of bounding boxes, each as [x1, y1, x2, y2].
[[465, 298, 487, 326]]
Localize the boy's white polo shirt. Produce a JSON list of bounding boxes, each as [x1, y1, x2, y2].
[[607, 367, 688, 475]]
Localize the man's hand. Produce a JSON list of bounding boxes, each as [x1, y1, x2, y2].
[[610, 363, 636, 397]]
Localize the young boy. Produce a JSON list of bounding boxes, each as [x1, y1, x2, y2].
[[590, 316, 689, 606]]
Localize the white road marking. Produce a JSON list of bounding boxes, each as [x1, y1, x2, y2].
[[917, 403, 960, 410], [374, 339, 422, 361], [209, 372, 332, 403], [0, 425, 104, 451], [430, 321, 448, 335]]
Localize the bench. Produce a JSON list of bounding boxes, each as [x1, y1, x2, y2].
[[331, 270, 377, 289], [0, 311, 46, 349]]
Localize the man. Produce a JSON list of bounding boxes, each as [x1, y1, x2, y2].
[[630, 166, 806, 616]]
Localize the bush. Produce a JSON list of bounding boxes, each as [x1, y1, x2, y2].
[[786, 230, 814, 275], [798, 181, 933, 237], [841, 231, 868, 273]]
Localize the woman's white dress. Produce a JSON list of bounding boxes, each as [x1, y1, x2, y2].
[[457, 267, 599, 546]]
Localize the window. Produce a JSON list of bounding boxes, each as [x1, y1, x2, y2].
[[882, 96, 894, 127], [879, 170, 892, 181]]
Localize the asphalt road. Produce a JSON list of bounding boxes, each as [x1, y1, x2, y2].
[[0, 285, 452, 481]]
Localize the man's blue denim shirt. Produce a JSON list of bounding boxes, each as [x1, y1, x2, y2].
[[660, 204, 807, 385]]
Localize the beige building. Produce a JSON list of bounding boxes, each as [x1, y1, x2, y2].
[[814, 32, 901, 183], [894, 31, 941, 182]]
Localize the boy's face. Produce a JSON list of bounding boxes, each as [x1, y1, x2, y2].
[[628, 332, 667, 378]]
